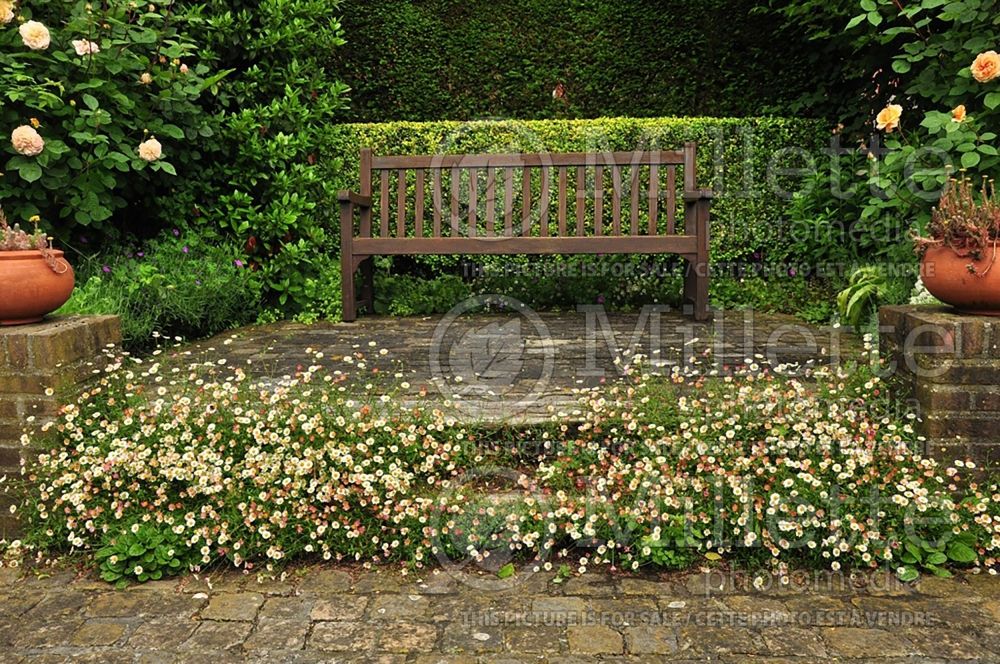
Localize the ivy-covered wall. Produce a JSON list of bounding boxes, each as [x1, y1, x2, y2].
[[331, 0, 820, 122]]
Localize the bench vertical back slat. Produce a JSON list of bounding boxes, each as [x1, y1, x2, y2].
[[629, 167, 640, 235], [432, 170, 443, 237], [557, 167, 568, 236], [486, 167, 496, 236], [380, 170, 390, 237], [361, 147, 697, 242], [666, 165, 676, 235], [468, 168, 478, 237], [611, 165, 622, 236], [522, 169, 532, 236], [359, 148, 373, 239], [414, 169, 424, 237], [594, 165, 604, 236], [539, 166, 550, 236], [450, 167, 460, 237], [648, 164, 659, 236], [396, 170, 407, 238], [503, 168, 514, 236]]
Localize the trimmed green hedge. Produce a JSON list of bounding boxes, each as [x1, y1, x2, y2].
[[331, 1, 818, 121], [323, 117, 828, 262]]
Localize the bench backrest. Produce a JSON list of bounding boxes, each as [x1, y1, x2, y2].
[[357, 143, 700, 240]]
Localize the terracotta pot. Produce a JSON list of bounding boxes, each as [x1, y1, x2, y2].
[[0, 250, 75, 325], [921, 245, 1000, 316]]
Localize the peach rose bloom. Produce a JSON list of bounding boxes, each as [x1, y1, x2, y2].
[[72, 39, 100, 56], [952, 105, 967, 122], [138, 137, 162, 162], [875, 104, 903, 132], [19, 21, 50, 51], [971, 51, 1000, 83], [140, 72, 153, 85], [0, 1, 15, 25], [11, 125, 45, 156]]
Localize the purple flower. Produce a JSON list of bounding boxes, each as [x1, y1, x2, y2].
[[173, 228, 180, 237], [182, 246, 189, 254], [136, 251, 144, 258], [788, 268, 797, 277], [597, 294, 605, 304], [234, 259, 244, 268], [102, 265, 111, 274]]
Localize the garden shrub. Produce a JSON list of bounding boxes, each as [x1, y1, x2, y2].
[[0, 0, 223, 232], [332, 0, 831, 122], [779, 0, 1000, 321], [58, 229, 263, 348], [164, 0, 351, 312]]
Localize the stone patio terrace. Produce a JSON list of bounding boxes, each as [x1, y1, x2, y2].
[[176, 309, 862, 423]]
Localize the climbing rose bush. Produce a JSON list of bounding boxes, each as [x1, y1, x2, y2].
[[0, 1, 224, 231], [4, 345, 1000, 586]]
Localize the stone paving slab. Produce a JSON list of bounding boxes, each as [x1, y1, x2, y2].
[[173, 311, 860, 423], [1, 564, 997, 662]]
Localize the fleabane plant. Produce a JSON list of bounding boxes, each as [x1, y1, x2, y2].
[[0, 1, 226, 230], [4, 345, 1000, 586]]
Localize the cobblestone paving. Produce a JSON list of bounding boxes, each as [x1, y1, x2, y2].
[[177, 311, 860, 423], [2, 565, 998, 662]]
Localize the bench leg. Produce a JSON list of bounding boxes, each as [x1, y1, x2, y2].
[[341, 201, 357, 323], [684, 256, 709, 321], [341, 249, 356, 322], [360, 257, 375, 314]]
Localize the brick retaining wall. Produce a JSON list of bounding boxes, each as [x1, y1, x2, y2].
[[880, 305, 1000, 469], [0, 315, 121, 536]]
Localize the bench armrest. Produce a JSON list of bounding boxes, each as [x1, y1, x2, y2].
[[338, 190, 373, 207], [683, 188, 714, 202]]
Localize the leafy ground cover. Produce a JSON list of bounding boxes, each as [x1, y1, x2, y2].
[[3, 342, 998, 588]]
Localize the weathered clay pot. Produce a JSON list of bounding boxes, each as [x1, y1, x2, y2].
[[921, 245, 1000, 316], [0, 250, 75, 325]]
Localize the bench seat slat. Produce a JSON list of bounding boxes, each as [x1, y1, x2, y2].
[[353, 235, 698, 256]]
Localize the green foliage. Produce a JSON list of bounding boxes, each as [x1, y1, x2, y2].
[[836, 265, 912, 331], [896, 531, 979, 582], [375, 273, 471, 317], [332, 0, 829, 122], [710, 275, 841, 323], [166, 0, 351, 312], [96, 522, 195, 589], [0, 1, 222, 233], [58, 229, 263, 348]]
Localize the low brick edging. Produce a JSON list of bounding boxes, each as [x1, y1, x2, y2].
[[0, 315, 121, 536], [879, 305, 1000, 469]]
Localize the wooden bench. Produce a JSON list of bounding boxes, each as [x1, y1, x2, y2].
[[338, 143, 712, 321]]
